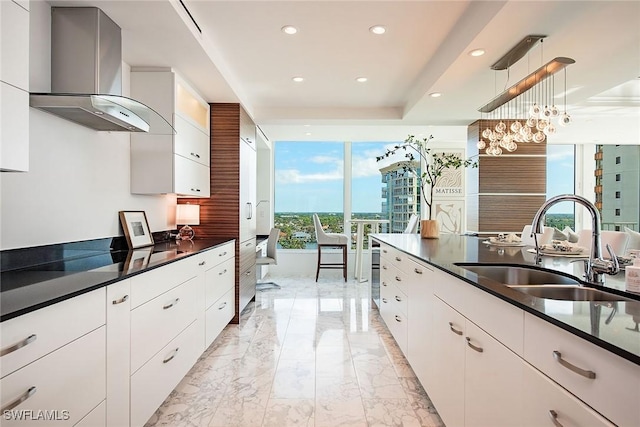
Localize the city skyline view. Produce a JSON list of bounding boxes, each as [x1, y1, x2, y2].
[[275, 141, 576, 215]]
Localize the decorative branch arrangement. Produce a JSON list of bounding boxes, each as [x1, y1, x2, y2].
[[376, 135, 478, 220]]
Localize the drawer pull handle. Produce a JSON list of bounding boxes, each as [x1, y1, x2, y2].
[[112, 295, 129, 305], [382, 265, 388, 270], [382, 281, 387, 287], [219, 251, 227, 257], [395, 256, 402, 262], [218, 302, 227, 310], [1, 334, 37, 357], [245, 242, 253, 247], [395, 276, 402, 282], [449, 322, 463, 336], [552, 351, 596, 379], [395, 315, 402, 322], [163, 298, 180, 310], [1, 386, 36, 412], [382, 249, 388, 253], [382, 298, 388, 303], [548, 410, 563, 427], [199, 261, 206, 266], [190, 152, 201, 159], [190, 188, 201, 192], [163, 348, 179, 364], [466, 337, 483, 353], [219, 269, 227, 275], [414, 268, 423, 274], [395, 295, 402, 302]]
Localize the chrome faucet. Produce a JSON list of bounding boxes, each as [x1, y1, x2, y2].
[[531, 194, 619, 285]]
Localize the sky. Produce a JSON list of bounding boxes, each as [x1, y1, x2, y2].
[[274, 141, 576, 214]]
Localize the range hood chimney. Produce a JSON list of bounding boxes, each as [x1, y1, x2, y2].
[[29, 7, 173, 134]]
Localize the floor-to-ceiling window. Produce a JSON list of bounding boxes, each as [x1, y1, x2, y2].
[[545, 144, 576, 229], [274, 141, 344, 249]]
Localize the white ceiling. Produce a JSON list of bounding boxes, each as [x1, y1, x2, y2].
[[49, 0, 640, 145]]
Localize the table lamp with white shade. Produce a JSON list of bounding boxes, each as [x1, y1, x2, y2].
[[176, 204, 200, 240]]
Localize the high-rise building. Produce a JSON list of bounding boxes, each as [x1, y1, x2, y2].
[[380, 161, 420, 232], [594, 145, 640, 231]]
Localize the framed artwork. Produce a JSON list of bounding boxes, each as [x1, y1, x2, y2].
[[123, 248, 153, 273], [119, 211, 154, 249]]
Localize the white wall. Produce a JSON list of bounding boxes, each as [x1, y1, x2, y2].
[[0, 2, 176, 250]]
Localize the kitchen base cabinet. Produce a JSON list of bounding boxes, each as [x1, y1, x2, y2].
[[130, 320, 203, 427], [106, 280, 131, 427], [464, 321, 523, 427], [0, 326, 106, 427], [524, 312, 640, 427], [522, 363, 614, 427], [76, 401, 106, 427], [430, 297, 465, 427], [206, 288, 235, 346], [407, 258, 434, 388]]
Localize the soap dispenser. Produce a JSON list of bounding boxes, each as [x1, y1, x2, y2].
[[625, 258, 640, 294]]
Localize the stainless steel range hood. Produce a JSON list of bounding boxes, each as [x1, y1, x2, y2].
[[29, 7, 174, 134]]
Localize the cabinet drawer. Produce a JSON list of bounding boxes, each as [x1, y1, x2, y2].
[[130, 257, 198, 308], [205, 257, 235, 310], [1, 288, 105, 378], [0, 327, 106, 427], [131, 320, 202, 427], [524, 312, 640, 427], [76, 400, 106, 427], [522, 362, 614, 427], [205, 288, 235, 348], [174, 114, 210, 167], [131, 277, 199, 373], [202, 241, 235, 266]]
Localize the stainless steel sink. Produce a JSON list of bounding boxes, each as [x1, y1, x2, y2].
[[455, 264, 581, 286], [508, 285, 634, 302]]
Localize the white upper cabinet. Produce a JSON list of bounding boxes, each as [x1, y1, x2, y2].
[[0, 0, 30, 172], [130, 69, 210, 197]]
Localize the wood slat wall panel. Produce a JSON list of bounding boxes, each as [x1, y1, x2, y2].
[[187, 103, 253, 324], [478, 195, 547, 232], [478, 157, 546, 193]]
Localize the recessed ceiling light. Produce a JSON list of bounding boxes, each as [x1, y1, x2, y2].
[[356, 77, 368, 83], [292, 76, 304, 82], [429, 92, 442, 98], [469, 48, 486, 57], [369, 25, 386, 35], [304, 124, 311, 127], [305, 132, 312, 136], [281, 25, 298, 35]]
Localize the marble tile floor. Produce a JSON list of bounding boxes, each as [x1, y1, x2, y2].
[[145, 274, 444, 427]]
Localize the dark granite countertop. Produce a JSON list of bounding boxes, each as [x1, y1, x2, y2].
[[371, 233, 640, 365], [1, 237, 235, 322]]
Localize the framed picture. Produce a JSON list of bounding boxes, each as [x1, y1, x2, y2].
[[123, 248, 153, 273], [119, 211, 154, 249]]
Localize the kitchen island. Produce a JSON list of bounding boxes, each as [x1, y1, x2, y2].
[[371, 233, 640, 427]]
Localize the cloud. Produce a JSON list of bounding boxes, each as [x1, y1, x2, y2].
[[276, 162, 344, 184]]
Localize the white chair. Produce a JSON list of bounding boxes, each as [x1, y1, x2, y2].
[[576, 230, 629, 259], [256, 228, 281, 290], [313, 214, 348, 282], [404, 214, 419, 234], [520, 225, 554, 246]]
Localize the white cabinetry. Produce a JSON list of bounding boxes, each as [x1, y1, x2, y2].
[[406, 258, 434, 388], [128, 255, 205, 426], [522, 362, 614, 427], [0, 288, 106, 427], [130, 69, 210, 197], [379, 245, 409, 355], [106, 279, 131, 427], [524, 312, 640, 427], [201, 241, 235, 347], [0, 0, 29, 172]]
